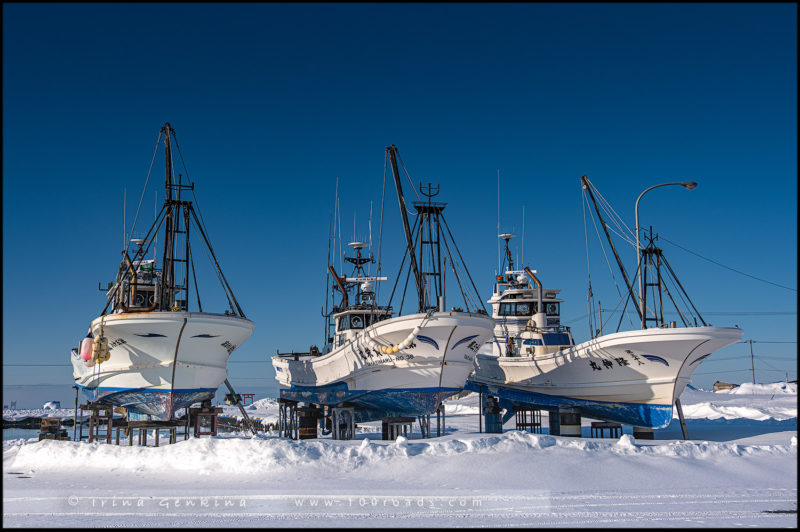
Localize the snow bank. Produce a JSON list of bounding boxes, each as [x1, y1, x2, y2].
[[5, 428, 795, 478], [720, 382, 797, 395], [2, 408, 94, 421], [677, 384, 797, 421]]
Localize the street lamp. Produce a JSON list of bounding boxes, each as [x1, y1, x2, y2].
[[635, 181, 697, 329]]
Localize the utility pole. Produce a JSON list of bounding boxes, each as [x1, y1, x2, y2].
[[748, 339, 755, 384]]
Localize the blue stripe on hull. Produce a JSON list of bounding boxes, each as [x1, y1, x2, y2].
[[464, 380, 673, 429], [77, 385, 216, 420], [280, 382, 462, 422]]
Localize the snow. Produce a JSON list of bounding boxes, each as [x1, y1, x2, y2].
[[3, 384, 796, 527], [677, 384, 797, 422]]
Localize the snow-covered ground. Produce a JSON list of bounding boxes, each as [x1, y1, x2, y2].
[[3, 384, 796, 527]]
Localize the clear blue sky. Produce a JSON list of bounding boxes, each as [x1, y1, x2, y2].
[[3, 3, 797, 408]]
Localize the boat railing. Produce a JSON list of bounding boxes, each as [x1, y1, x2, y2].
[[275, 345, 324, 360]]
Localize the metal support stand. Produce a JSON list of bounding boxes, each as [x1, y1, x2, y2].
[[514, 406, 543, 434], [224, 378, 257, 435], [436, 403, 445, 437], [278, 398, 298, 439], [675, 397, 689, 440], [548, 410, 560, 436], [78, 403, 84, 441], [331, 406, 355, 440], [382, 417, 416, 440], [478, 391, 482, 433], [72, 386, 79, 442], [558, 406, 582, 437], [590, 421, 622, 438], [482, 395, 503, 433], [418, 414, 431, 438]]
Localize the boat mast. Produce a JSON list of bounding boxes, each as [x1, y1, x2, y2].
[[387, 145, 424, 312], [159, 123, 176, 310]]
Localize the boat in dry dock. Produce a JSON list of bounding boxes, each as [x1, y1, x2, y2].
[[466, 177, 743, 429], [272, 146, 495, 422], [70, 123, 254, 420]]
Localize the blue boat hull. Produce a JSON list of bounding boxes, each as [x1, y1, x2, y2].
[[464, 380, 674, 429], [77, 385, 216, 420], [280, 382, 461, 422]]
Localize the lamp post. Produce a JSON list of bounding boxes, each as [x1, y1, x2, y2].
[[635, 181, 697, 329]]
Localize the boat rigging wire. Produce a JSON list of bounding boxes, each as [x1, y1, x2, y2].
[[584, 188, 636, 329], [440, 214, 487, 313], [374, 153, 388, 309], [582, 188, 596, 337], [124, 130, 163, 256]]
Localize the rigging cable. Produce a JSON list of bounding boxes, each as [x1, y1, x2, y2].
[[586, 191, 636, 329], [440, 214, 488, 313], [124, 130, 163, 256]]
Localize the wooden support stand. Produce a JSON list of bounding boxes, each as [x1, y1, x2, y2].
[[82, 403, 114, 443], [117, 420, 190, 447], [190, 403, 223, 437], [38, 417, 69, 441], [297, 405, 322, 439]]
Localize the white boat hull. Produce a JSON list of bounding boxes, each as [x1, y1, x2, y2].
[[467, 326, 743, 428], [273, 311, 494, 421], [71, 311, 254, 420]]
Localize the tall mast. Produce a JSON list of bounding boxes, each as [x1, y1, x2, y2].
[[387, 145, 424, 312], [160, 122, 176, 310]]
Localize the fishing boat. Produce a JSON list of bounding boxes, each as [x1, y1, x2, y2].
[[272, 146, 495, 422], [466, 178, 743, 429], [70, 123, 254, 420]]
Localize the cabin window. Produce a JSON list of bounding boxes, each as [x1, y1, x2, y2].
[[499, 303, 515, 316], [545, 302, 560, 316], [350, 315, 365, 329], [515, 303, 530, 316], [337, 315, 350, 331], [542, 332, 571, 346]]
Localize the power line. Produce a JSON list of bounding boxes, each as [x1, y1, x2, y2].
[[660, 235, 797, 292]]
